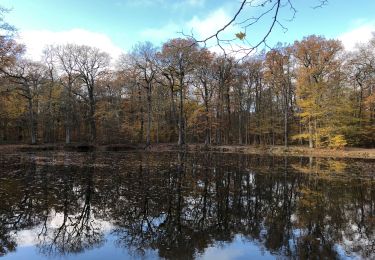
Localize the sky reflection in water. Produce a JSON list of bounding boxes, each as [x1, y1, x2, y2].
[[0, 152, 374, 259]]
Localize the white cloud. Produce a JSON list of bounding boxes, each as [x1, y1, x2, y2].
[[17, 28, 124, 61], [139, 7, 251, 58], [140, 8, 235, 44], [186, 8, 252, 57], [187, 8, 233, 40], [338, 21, 375, 50]]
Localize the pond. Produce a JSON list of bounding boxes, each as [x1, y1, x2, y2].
[[0, 151, 374, 259]]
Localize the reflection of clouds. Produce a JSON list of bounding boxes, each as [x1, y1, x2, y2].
[[198, 235, 274, 260], [334, 244, 361, 260], [13, 210, 112, 248], [1, 152, 374, 259], [47, 211, 113, 232], [10, 230, 38, 247], [340, 223, 375, 259]]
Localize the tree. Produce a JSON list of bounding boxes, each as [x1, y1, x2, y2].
[[212, 56, 234, 144], [264, 46, 294, 147], [192, 48, 215, 145], [293, 35, 347, 148], [160, 38, 198, 146], [1, 59, 46, 144], [0, 6, 23, 71], [0, 31, 373, 148], [130, 42, 158, 147], [40, 46, 60, 143], [73, 45, 110, 142], [347, 35, 375, 146], [51, 44, 83, 144], [0, 37, 24, 73]]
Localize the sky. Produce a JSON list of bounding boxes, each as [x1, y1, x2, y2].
[[1, 0, 375, 60]]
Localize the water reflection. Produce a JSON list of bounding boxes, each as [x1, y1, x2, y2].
[[0, 152, 374, 259]]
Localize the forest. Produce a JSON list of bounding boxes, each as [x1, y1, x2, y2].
[[0, 33, 374, 148]]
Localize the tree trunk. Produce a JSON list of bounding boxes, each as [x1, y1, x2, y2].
[[205, 113, 210, 146], [204, 85, 210, 146], [238, 111, 242, 145], [216, 106, 221, 145], [156, 114, 159, 144], [65, 89, 72, 144], [45, 85, 53, 143], [308, 118, 313, 148], [88, 88, 96, 143], [66, 128, 71, 144], [225, 85, 231, 144], [178, 76, 185, 146], [284, 89, 288, 148], [28, 99, 37, 144], [146, 83, 152, 147], [138, 85, 144, 143]]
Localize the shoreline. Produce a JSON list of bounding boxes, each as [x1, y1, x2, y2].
[[150, 144, 375, 159], [0, 143, 374, 159]]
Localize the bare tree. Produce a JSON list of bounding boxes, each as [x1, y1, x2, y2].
[[41, 46, 58, 143], [73, 45, 110, 142], [51, 44, 84, 144], [130, 42, 158, 147]]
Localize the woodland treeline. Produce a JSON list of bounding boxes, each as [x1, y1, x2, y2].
[[0, 34, 374, 147]]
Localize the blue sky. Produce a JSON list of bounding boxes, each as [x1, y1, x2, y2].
[[1, 0, 375, 59]]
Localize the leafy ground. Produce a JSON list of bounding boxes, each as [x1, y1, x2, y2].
[[1, 143, 374, 159]]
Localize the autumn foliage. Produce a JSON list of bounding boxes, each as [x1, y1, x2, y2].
[[0, 34, 374, 148]]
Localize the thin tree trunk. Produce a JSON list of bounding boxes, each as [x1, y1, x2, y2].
[[65, 89, 72, 144], [138, 85, 144, 143], [238, 111, 242, 145], [146, 83, 152, 146], [178, 76, 185, 146], [28, 99, 37, 144], [308, 118, 313, 148], [205, 110, 210, 146], [284, 96, 288, 148], [89, 98, 96, 142]]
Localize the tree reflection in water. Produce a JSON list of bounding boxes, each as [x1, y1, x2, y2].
[[0, 152, 374, 259]]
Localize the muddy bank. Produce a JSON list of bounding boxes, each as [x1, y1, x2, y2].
[[0, 143, 374, 159]]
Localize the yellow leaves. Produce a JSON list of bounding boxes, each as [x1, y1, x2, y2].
[[0, 93, 26, 119], [291, 133, 310, 141], [292, 157, 349, 177], [294, 37, 351, 148], [187, 103, 206, 125], [327, 160, 347, 173], [235, 32, 246, 41], [328, 135, 347, 149]]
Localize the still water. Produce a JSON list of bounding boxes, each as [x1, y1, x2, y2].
[[0, 151, 374, 259]]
